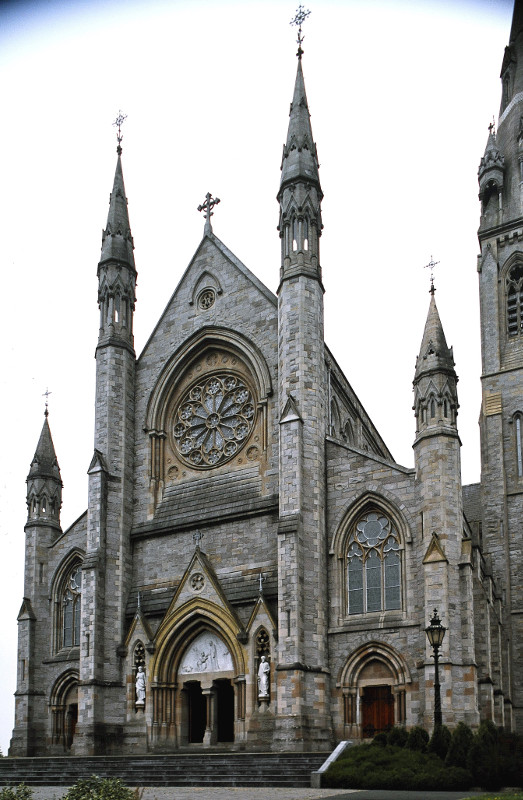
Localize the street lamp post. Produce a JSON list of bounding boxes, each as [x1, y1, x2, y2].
[[425, 608, 446, 728]]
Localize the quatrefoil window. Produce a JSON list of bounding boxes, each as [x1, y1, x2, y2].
[[172, 373, 256, 468]]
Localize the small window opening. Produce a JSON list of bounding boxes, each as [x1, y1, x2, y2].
[[292, 219, 298, 251], [114, 295, 120, 324], [41, 497, 47, 514], [443, 399, 448, 418], [516, 415, 523, 478], [430, 399, 436, 418], [303, 218, 309, 251]]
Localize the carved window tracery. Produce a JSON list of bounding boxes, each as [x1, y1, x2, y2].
[[171, 372, 256, 469], [346, 511, 402, 615], [61, 564, 82, 649]]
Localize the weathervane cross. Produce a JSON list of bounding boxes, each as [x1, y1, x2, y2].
[[198, 192, 221, 234], [424, 255, 440, 293], [43, 388, 52, 417], [290, 5, 311, 59], [113, 110, 127, 155]]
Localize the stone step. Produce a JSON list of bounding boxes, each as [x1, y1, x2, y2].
[[0, 753, 326, 787]]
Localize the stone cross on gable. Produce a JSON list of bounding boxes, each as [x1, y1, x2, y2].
[[193, 530, 204, 548], [258, 572, 266, 594], [198, 193, 220, 235]]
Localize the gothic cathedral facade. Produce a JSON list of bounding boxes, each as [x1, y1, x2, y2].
[[10, 5, 523, 756]]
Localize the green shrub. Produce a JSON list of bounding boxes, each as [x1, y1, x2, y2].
[[0, 786, 33, 800], [406, 725, 429, 751], [467, 720, 501, 790], [445, 721, 474, 768], [372, 731, 388, 747], [323, 743, 472, 790], [62, 776, 136, 800], [427, 723, 451, 760], [387, 725, 408, 748]]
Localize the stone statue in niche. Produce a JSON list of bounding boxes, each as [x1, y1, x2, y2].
[[179, 632, 234, 674], [135, 665, 146, 706], [258, 656, 270, 697]]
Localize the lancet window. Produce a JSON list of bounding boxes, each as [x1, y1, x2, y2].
[[516, 413, 523, 478], [507, 264, 523, 337], [60, 563, 82, 649], [346, 511, 402, 615]]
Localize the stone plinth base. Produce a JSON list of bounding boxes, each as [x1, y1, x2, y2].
[[247, 705, 275, 747]]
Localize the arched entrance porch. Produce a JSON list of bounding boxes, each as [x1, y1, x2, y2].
[[150, 606, 246, 750], [50, 671, 78, 751], [339, 642, 411, 739]]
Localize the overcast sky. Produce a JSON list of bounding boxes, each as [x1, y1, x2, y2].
[[0, 0, 513, 755]]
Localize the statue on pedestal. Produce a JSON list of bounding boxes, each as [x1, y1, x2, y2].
[[258, 656, 270, 697], [135, 665, 146, 706]]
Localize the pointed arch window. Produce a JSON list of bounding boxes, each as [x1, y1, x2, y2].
[[61, 564, 82, 649], [347, 511, 402, 615], [507, 264, 523, 337], [516, 413, 523, 478]]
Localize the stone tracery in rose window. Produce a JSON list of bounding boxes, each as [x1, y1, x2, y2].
[[172, 373, 256, 468]]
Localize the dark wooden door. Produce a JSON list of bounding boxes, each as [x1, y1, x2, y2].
[[361, 685, 394, 736]]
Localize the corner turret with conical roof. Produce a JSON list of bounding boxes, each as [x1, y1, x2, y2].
[[26, 409, 62, 531]]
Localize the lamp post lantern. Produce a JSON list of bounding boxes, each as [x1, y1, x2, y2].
[[425, 608, 446, 728]]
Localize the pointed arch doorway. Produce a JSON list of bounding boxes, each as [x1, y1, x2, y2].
[[178, 631, 236, 746]]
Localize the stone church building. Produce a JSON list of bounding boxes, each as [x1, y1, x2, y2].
[[10, 4, 523, 756]]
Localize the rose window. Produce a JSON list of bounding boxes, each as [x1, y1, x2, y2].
[[172, 373, 256, 468]]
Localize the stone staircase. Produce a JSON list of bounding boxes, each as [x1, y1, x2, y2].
[[0, 752, 327, 788]]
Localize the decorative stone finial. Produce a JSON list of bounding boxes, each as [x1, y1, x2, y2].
[[198, 193, 220, 235], [113, 110, 127, 156], [290, 5, 311, 59]]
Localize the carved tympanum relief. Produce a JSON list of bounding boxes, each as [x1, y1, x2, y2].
[[179, 632, 234, 674]]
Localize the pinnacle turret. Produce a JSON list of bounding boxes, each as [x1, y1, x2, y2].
[[26, 411, 62, 526], [413, 291, 459, 438]]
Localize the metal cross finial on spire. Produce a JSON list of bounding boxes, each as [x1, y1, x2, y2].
[[424, 255, 440, 294], [113, 110, 127, 155], [488, 116, 496, 136], [43, 388, 52, 417], [291, 5, 311, 59], [198, 192, 220, 235]]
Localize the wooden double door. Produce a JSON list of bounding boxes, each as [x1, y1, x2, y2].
[[361, 685, 394, 737]]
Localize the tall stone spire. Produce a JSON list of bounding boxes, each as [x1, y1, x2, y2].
[[413, 289, 459, 439], [278, 52, 323, 285], [100, 155, 135, 268], [26, 410, 62, 528], [97, 128, 137, 351]]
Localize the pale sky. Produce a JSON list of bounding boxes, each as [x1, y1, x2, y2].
[[0, 0, 513, 755]]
